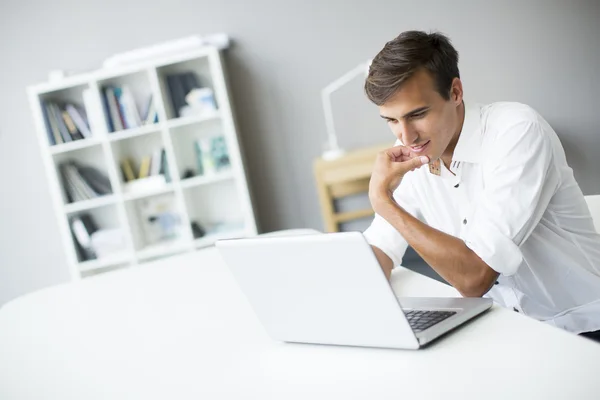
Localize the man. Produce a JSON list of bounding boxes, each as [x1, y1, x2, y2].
[[362, 30, 600, 341]]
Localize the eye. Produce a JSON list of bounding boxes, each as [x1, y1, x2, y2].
[[386, 118, 398, 124], [410, 111, 427, 119]]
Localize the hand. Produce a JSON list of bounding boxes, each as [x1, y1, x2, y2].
[[369, 145, 429, 209]]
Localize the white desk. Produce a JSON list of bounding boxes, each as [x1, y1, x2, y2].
[[1, 248, 599, 399]]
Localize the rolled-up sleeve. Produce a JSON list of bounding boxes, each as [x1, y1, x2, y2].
[[364, 172, 421, 268], [464, 120, 559, 276]]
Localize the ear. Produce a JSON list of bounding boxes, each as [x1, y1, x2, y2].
[[450, 77, 463, 106]]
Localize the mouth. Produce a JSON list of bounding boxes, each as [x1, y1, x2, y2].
[[410, 140, 430, 154]]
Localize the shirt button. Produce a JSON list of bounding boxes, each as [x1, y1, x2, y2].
[[463, 218, 467, 225], [454, 183, 460, 188], [513, 307, 519, 313], [494, 281, 499, 285]]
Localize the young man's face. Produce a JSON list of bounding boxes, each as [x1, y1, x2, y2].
[[378, 69, 463, 162]]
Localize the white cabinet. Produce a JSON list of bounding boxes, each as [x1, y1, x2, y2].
[[28, 46, 258, 279]]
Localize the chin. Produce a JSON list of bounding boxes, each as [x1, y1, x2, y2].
[[426, 150, 440, 162]]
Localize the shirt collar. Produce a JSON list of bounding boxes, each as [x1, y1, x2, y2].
[[451, 102, 482, 164]]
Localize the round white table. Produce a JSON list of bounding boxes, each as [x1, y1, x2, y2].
[[1, 247, 599, 399]]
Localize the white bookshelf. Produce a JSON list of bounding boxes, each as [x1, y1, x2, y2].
[[28, 46, 258, 280]]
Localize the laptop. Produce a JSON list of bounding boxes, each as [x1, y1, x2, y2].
[[215, 231, 492, 349]]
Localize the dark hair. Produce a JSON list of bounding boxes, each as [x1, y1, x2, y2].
[[365, 31, 460, 105]]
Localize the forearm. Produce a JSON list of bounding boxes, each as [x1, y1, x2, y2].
[[374, 200, 498, 297], [371, 245, 394, 281]]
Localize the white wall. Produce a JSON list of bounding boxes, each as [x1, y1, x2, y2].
[[1, 0, 599, 306]]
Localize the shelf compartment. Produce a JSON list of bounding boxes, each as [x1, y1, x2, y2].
[[124, 192, 187, 256], [68, 204, 128, 265], [156, 56, 218, 120], [97, 70, 157, 133], [110, 130, 170, 187], [169, 117, 230, 180], [183, 179, 246, 244], [53, 146, 113, 206]]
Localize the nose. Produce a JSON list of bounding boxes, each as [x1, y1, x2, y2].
[[393, 120, 419, 146]]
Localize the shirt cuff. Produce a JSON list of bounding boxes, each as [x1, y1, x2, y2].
[[464, 219, 524, 276], [363, 228, 404, 268]]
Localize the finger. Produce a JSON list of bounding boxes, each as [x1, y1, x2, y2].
[[392, 155, 430, 172], [396, 153, 430, 163], [396, 154, 415, 163], [409, 155, 430, 169], [385, 145, 411, 161]]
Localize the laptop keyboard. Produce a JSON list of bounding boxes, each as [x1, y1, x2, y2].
[[404, 310, 457, 332]]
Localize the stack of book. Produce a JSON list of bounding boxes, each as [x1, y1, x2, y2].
[[165, 72, 207, 117], [70, 213, 98, 261], [70, 213, 126, 262], [59, 162, 112, 203], [121, 148, 169, 184], [42, 101, 91, 146], [102, 86, 158, 132]]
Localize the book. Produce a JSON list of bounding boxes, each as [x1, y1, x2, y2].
[[121, 158, 136, 182], [62, 111, 84, 140], [65, 164, 97, 199], [71, 214, 98, 261], [138, 155, 152, 179], [121, 86, 142, 128], [196, 138, 215, 175], [66, 104, 91, 139], [80, 214, 98, 233], [166, 74, 187, 117], [150, 149, 162, 176], [112, 87, 130, 130], [194, 140, 204, 175], [142, 95, 152, 121], [98, 88, 114, 132], [72, 230, 88, 262], [182, 72, 201, 94], [114, 86, 137, 129], [51, 103, 72, 143], [60, 164, 84, 202], [77, 165, 112, 195], [142, 95, 158, 125], [159, 149, 169, 180], [41, 100, 56, 146], [46, 103, 65, 144], [60, 162, 112, 202], [80, 89, 100, 136], [104, 87, 124, 131], [62, 166, 87, 201], [210, 136, 231, 171]]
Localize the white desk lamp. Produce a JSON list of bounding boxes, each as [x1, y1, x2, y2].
[[321, 60, 371, 160]]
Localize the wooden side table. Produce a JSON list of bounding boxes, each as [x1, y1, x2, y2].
[[313, 143, 389, 232]]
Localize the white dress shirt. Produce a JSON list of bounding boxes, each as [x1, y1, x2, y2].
[[364, 102, 600, 334]]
